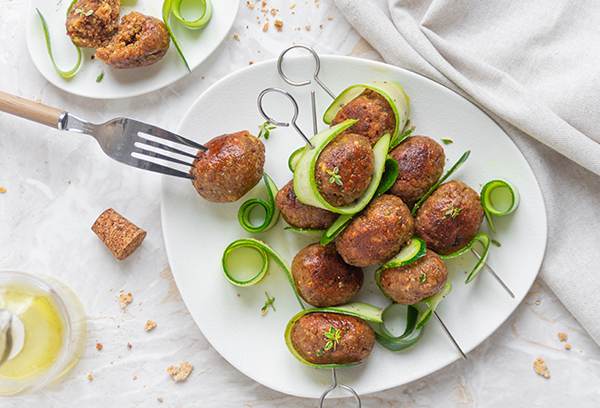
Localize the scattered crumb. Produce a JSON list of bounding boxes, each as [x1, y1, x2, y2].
[[234, 33, 240, 41], [133, 376, 137, 380], [36, 98, 42, 103], [565, 344, 571, 350], [315, 3, 319, 7], [246, 1, 255, 9], [262, 22, 269, 31], [119, 289, 124, 293], [145, 320, 157, 331], [96, 343, 103, 351], [558, 332, 567, 342], [535, 300, 541, 305], [249, 61, 254, 65], [262, 0, 266, 6], [127, 342, 132, 350], [158, 398, 163, 403], [260, 8, 268, 12], [119, 293, 133, 308], [327, 15, 333, 20], [290, 3, 295, 8], [270, 8, 277, 16], [274, 20, 283, 31], [305, 25, 311, 31], [167, 362, 194, 381], [533, 357, 550, 379], [109, 288, 113, 291], [88, 374, 93, 381], [0, 188, 6, 194]]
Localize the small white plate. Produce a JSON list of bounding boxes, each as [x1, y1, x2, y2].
[[161, 55, 547, 398], [26, 0, 238, 99]]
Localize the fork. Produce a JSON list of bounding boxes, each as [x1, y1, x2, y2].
[[0, 90, 205, 179]]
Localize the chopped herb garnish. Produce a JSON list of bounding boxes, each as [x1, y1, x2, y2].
[[261, 292, 276, 315], [491, 239, 502, 247], [419, 273, 426, 283], [257, 121, 276, 139], [317, 348, 324, 356], [96, 71, 104, 83], [76, 8, 93, 17], [326, 167, 343, 185], [441, 139, 453, 145], [323, 326, 341, 351], [441, 204, 462, 219]]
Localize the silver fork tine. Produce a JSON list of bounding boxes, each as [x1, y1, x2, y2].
[[131, 159, 194, 179], [127, 119, 207, 151], [133, 146, 195, 167], [135, 137, 200, 161]]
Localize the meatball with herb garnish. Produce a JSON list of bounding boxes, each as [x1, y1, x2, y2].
[[291, 243, 363, 308], [66, 0, 121, 48], [414, 180, 484, 256], [388, 135, 446, 207], [377, 249, 448, 305], [275, 180, 338, 230], [330, 88, 396, 147], [94, 11, 170, 69], [314, 133, 375, 207], [190, 130, 265, 203], [290, 312, 375, 365], [335, 194, 414, 267]]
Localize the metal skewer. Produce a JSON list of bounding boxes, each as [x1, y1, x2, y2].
[[277, 44, 336, 99], [257, 87, 313, 149], [470, 248, 515, 298], [318, 368, 361, 408], [426, 304, 467, 361]]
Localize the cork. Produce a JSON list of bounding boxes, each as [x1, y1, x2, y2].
[[91, 208, 146, 260]]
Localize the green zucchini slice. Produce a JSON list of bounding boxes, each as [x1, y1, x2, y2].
[[237, 174, 280, 233], [480, 179, 520, 233], [375, 303, 424, 352], [440, 233, 491, 283]]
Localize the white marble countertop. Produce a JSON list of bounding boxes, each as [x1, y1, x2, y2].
[[1, 0, 599, 407]]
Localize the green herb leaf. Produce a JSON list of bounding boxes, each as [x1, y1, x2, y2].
[[419, 273, 426, 283], [325, 167, 343, 185], [441, 204, 462, 219], [96, 71, 104, 83], [76, 7, 93, 17], [441, 139, 453, 145], [491, 239, 502, 247], [317, 348, 323, 356], [323, 326, 342, 350], [258, 121, 275, 139], [261, 291, 275, 315]]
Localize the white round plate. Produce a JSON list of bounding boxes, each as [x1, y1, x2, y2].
[[26, 0, 238, 99], [160, 55, 547, 398]]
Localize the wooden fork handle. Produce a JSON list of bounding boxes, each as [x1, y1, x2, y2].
[[0, 90, 66, 129]]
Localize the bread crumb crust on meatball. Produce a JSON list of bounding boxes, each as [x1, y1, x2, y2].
[[291, 243, 363, 307], [414, 180, 484, 256], [94, 11, 170, 69], [336, 194, 414, 267], [388, 135, 446, 207], [330, 88, 396, 147], [314, 133, 375, 207], [66, 0, 121, 48], [275, 180, 338, 230], [378, 249, 448, 305], [290, 312, 375, 365], [191, 131, 265, 203]]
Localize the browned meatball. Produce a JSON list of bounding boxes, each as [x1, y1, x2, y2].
[[275, 180, 338, 230], [330, 89, 396, 147], [66, 0, 121, 48], [190, 131, 265, 203], [388, 136, 446, 207], [290, 312, 375, 365], [335, 194, 414, 267], [94, 11, 170, 69], [377, 249, 448, 305], [414, 180, 484, 255], [314, 133, 374, 207], [291, 243, 363, 307]]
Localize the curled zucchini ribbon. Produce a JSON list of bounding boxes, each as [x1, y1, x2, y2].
[[441, 234, 491, 283], [238, 174, 280, 233], [222, 238, 305, 309], [284, 303, 383, 368], [37, 7, 82, 78], [480, 179, 520, 233], [411, 150, 471, 217], [162, 0, 213, 72]]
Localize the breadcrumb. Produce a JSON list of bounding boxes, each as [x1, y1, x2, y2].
[[234, 33, 240, 41], [262, 22, 269, 31], [96, 343, 103, 351], [565, 344, 571, 350], [274, 20, 283, 31], [270, 8, 277, 16], [119, 293, 133, 308], [290, 3, 295, 8], [558, 332, 567, 342], [327, 15, 333, 20], [533, 357, 550, 379], [88, 374, 93, 381], [305, 25, 311, 31], [145, 320, 157, 331], [246, 1, 255, 9], [133, 375, 137, 380], [157, 398, 163, 402], [167, 362, 194, 381], [127, 342, 132, 350], [0, 188, 6, 193]]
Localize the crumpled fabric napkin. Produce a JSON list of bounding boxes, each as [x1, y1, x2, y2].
[[334, 0, 600, 346]]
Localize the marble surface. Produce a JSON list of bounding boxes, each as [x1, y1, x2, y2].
[[1, 0, 599, 407]]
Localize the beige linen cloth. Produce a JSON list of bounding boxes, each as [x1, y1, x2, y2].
[[334, 0, 600, 345]]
